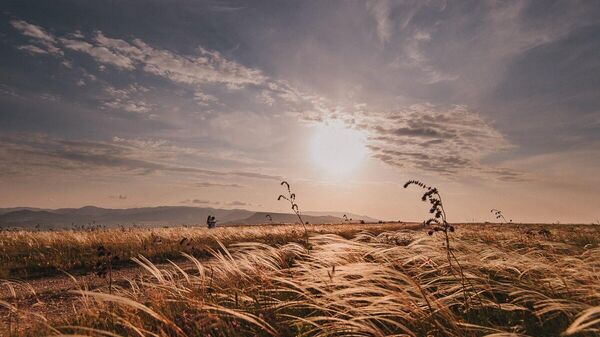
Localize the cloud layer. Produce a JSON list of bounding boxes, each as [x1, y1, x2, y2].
[[358, 104, 516, 179], [0, 133, 281, 181]]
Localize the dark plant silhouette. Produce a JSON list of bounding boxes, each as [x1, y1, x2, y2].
[[95, 245, 119, 294], [206, 215, 217, 229], [490, 209, 512, 224], [538, 228, 551, 237], [403, 180, 453, 243], [278, 181, 308, 246], [342, 214, 352, 222], [404, 179, 476, 308]]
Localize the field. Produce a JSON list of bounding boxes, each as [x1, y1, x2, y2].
[[1, 222, 599, 337]]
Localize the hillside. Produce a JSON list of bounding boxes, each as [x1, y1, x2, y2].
[[0, 206, 253, 228], [224, 212, 343, 225], [0, 206, 379, 229]]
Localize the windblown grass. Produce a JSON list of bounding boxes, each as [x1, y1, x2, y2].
[[4, 223, 599, 337], [0, 222, 413, 279]]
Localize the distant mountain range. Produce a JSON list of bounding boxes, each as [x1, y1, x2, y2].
[[0, 206, 379, 229]]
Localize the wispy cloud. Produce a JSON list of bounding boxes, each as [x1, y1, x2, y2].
[[355, 104, 518, 179], [11, 21, 267, 88], [59, 35, 135, 70], [226, 200, 249, 207], [367, 0, 393, 44], [17, 44, 48, 54], [193, 91, 219, 106], [180, 199, 220, 206], [0, 133, 282, 181], [10, 19, 63, 56], [389, 29, 458, 84], [102, 84, 152, 113], [196, 182, 244, 188], [9, 19, 325, 124]]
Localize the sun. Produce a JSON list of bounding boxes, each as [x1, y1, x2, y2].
[[310, 123, 367, 177]]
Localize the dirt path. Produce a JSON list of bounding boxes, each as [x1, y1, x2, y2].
[[0, 258, 202, 334]]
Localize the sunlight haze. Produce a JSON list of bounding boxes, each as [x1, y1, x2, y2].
[[1, 1, 599, 223]]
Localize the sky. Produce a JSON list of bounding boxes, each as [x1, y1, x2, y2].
[[1, 0, 599, 223]]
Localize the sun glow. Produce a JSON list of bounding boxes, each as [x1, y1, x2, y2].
[[310, 123, 367, 177]]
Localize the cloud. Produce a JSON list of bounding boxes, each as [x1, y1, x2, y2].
[[110, 136, 264, 166], [191, 199, 211, 204], [0, 133, 282, 181], [180, 199, 220, 205], [353, 104, 519, 179], [257, 90, 275, 105], [11, 21, 267, 88], [226, 200, 248, 207], [0, 84, 22, 98], [131, 41, 267, 88], [59, 36, 135, 70], [196, 182, 244, 188], [290, 96, 516, 179], [193, 91, 219, 106], [17, 44, 48, 54], [389, 29, 458, 84], [10, 19, 63, 56], [38, 93, 60, 101], [229, 171, 281, 180], [9, 20, 319, 128], [8, 19, 337, 133], [180, 198, 250, 209], [102, 84, 152, 113], [367, 0, 393, 44], [10, 20, 56, 44], [78, 30, 264, 87]]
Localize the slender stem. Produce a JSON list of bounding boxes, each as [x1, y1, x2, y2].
[[293, 208, 309, 247], [436, 192, 447, 223], [283, 192, 309, 248], [437, 190, 475, 309], [108, 259, 113, 295]]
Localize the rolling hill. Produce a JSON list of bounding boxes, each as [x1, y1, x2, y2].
[[0, 206, 380, 229]]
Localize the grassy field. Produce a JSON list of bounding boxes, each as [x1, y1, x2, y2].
[[0, 222, 413, 280], [1, 222, 600, 336]]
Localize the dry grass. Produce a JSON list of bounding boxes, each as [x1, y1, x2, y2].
[[2, 223, 599, 337], [0, 223, 414, 279]]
